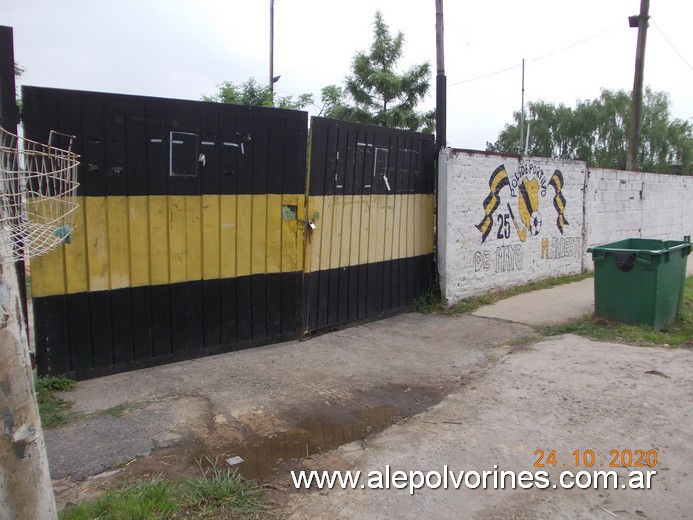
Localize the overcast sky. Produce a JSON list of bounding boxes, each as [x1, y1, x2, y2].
[[4, 0, 693, 150]]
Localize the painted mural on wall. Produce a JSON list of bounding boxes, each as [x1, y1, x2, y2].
[[476, 163, 568, 243], [473, 161, 580, 274], [438, 148, 691, 303]]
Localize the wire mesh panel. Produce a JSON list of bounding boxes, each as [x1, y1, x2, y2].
[[0, 127, 80, 262]]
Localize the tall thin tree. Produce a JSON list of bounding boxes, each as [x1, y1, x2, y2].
[[321, 11, 434, 132]]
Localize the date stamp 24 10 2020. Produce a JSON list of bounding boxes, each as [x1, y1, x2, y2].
[[534, 449, 658, 469]]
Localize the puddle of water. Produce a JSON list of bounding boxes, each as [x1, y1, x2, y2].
[[209, 405, 403, 480]]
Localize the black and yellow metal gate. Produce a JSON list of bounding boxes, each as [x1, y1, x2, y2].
[[304, 118, 435, 331], [22, 88, 434, 380], [23, 87, 307, 379]]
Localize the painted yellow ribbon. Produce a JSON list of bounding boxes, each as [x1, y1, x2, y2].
[[475, 165, 509, 243], [549, 169, 569, 233]]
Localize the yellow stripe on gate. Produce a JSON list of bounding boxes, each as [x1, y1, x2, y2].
[[85, 197, 110, 292], [305, 194, 434, 274], [64, 200, 87, 294], [219, 194, 237, 280], [281, 193, 304, 273], [149, 196, 169, 286], [107, 197, 130, 290], [128, 196, 150, 287], [31, 194, 306, 298], [31, 193, 431, 297], [236, 195, 252, 278], [251, 195, 268, 275], [201, 195, 220, 281]]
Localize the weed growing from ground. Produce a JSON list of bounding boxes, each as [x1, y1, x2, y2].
[[59, 456, 268, 520], [35, 375, 78, 428]]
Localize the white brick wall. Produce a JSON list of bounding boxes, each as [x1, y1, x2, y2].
[[438, 150, 586, 301], [438, 150, 693, 303], [583, 168, 693, 267]]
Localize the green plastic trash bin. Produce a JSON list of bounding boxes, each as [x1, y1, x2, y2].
[[587, 237, 691, 330]]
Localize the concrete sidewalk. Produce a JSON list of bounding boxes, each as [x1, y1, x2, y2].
[[473, 255, 692, 326], [472, 278, 594, 326]]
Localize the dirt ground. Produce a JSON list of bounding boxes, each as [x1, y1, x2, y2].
[[46, 279, 693, 519], [279, 335, 693, 519], [49, 313, 535, 511]]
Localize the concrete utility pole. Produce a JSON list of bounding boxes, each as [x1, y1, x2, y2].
[[0, 25, 58, 520], [435, 0, 446, 152], [626, 0, 650, 171]]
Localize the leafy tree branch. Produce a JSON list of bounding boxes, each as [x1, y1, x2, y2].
[[487, 88, 693, 174]]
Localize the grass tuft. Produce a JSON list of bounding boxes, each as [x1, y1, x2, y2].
[[36, 375, 77, 392], [447, 294, 495, 314], [60, 478, 177, 520], [59, 457, 267, 519], [98, 402, 142, 418], [35, 375, 78, 429], [413, 283, 444, 313], [182, 456, 266, 515], [508, 335, 541, 349], [542, 276, 693, 347]]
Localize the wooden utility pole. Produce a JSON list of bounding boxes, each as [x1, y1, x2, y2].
[[0, 25, 58, 520], [269, 0, 275, 104], [520, 59, 525, 155], [626, 0, 650, 171], [0, 27, 18, 132], [435, 0, 446, 151]]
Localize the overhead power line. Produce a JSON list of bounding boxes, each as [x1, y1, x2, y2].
[[449, 24, 624, 87], [651, 20, 693, 73], [448, 63, 521, 87]]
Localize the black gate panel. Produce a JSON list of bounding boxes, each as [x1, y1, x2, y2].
[[304, 117, 435, 332], [23, 89, 436, 379], [23, 86, 307, 379]]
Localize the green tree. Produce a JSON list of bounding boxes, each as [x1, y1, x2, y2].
[[321, 11, 434, 133], [487, 88, 693, 174], [202, 77, 313, 110]]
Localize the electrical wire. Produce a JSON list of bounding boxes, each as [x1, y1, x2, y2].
[[448, 63, 521, 87], [448, 24, 624, 87], [651, 20, 693, 73]]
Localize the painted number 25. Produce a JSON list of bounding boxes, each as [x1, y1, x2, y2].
[[496, 213, 511, 240]]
